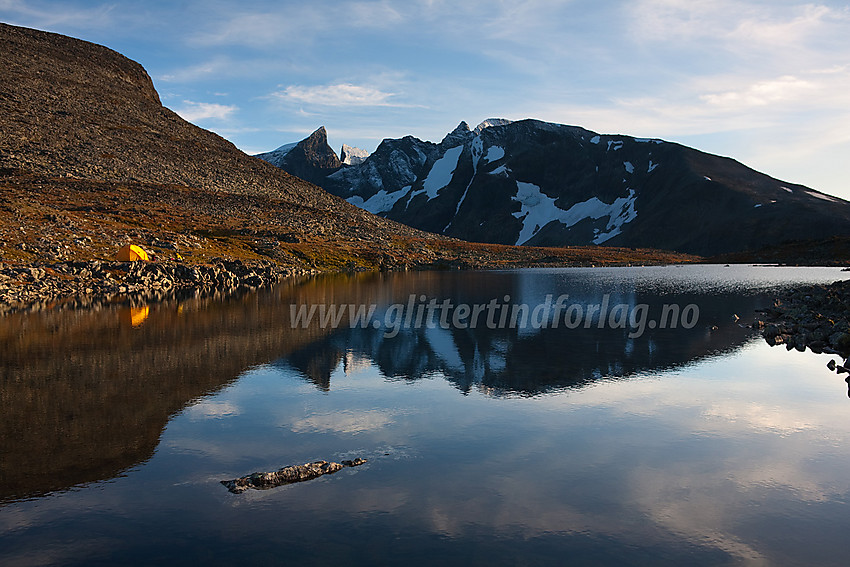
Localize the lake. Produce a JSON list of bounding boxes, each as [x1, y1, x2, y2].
[[2, 265, 850, 566]]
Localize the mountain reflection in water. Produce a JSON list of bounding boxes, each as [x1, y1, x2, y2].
[[282, 290, 756, 396], [0, 267, 839, 504]]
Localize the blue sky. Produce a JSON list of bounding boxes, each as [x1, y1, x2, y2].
[[2, 0, 849, 198]]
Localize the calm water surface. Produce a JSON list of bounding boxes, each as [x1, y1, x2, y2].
[[2, 265, 850, 566]]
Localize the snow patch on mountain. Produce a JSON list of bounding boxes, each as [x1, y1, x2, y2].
[[511, 182, 638, 246], [452, 138, 484, 223], [420, 145, 464, 200], [484, 146, 505, 163], [255, 142, 297, 167], [806, 190, 839, 203], [648, 160, 659, 173], [624, 161, 634, 174], [590, 136, 601, 144], [347, 186, 409, 214], [607, 140, 624, 151], [592, 189, 638, 244], [489, 164, 511, 176]]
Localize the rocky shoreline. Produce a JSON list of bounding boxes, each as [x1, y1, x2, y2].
[[756, 279, 850, 374], [0, 258, 315, 315]]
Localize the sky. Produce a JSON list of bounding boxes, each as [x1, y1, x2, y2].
[[2, 0, 849, 199]]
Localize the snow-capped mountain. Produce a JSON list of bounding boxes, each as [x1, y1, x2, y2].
[[261, 119, 850, 255], [340, 144, 369, 165], [253, 141, 297, 168]]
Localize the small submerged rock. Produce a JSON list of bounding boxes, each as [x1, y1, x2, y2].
[[221, 458, 367, 494]]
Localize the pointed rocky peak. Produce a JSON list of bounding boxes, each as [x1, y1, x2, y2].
[[340, 144, 370, 166], [441, 121, 473, 147], [453, 121, 471, 133], [257, 126, 342, 185], [291, 126, 342, 170], [473, 118, 513, 134]]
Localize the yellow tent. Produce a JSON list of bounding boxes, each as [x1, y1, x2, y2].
[[115, 244, 149, 261]]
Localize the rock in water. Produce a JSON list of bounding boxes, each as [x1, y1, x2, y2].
[[221, 458, 367, 494]]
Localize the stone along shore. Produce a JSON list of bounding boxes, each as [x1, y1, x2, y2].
[[757, 278, 850, 375], [0, 259, 313, 314]]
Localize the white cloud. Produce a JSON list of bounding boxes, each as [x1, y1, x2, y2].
[[729, 3, 840, 47], [272, 83, 400, 107], [173, 100, 238, 122], [699, 75, 817, 109]]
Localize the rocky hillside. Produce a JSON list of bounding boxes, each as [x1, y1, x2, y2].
[[267, 119, 850, 256]]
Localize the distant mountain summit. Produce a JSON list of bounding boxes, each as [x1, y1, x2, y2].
[[473, 118, 513, 134], [255, 131, 370, 175], [255, 126, 342, 186], [340, 144, 369, 165], [264, 118, 850, 255]]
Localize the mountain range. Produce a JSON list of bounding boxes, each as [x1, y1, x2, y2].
[[259, 120, 850, 256], [1, 22, 695, 273]]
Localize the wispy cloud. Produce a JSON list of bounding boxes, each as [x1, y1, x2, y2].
[[173, 100, 238, 122], [628, 1, 849, 57], [271, 83, 401, 107], [533, 65, 850, 138], [158, 58, 233, 83], [0, 0, 115, 29], [188, 1, 405, 48]]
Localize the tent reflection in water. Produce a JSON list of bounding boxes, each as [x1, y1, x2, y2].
[[115, 244, 149, 262], [120, 305, 150, 327]]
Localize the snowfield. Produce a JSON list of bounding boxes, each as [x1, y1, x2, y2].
[[511, 181, 638, 245], [347, 186, 410, 214], [483, 145, 505, 163], [420, 145, 464, 200]]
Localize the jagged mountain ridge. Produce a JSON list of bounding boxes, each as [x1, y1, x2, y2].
[[266, 119, 850, 256]]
